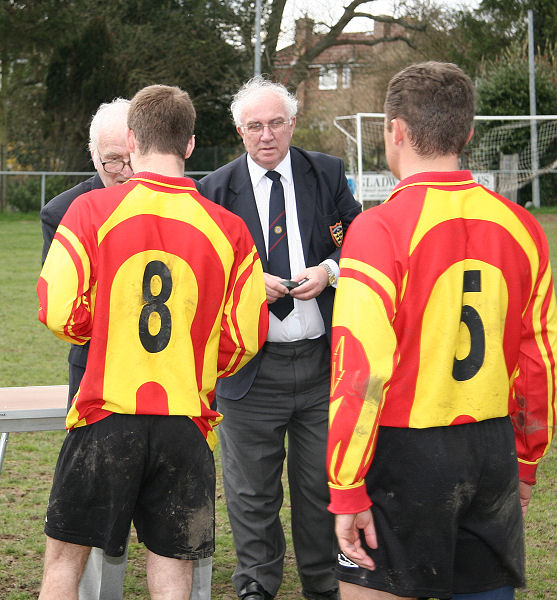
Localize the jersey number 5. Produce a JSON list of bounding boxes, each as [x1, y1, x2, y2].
[[452, 269, 485, 381]]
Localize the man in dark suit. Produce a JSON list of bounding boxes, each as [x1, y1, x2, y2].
[[40, 97, 212, 600], [199, 76, 361, 600]]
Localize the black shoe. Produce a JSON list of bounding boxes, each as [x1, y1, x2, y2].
[[302, 589, 339, 600], [239, 580, 274, 600]]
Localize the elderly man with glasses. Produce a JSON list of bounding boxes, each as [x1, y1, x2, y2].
[[199, 76, 361, 600], [40, 97, 212, 600]]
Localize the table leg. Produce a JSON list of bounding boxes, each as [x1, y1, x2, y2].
[[0, 432, 9, 477]]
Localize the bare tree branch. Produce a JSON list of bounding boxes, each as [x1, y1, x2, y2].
[[261, 0, 426, 88]]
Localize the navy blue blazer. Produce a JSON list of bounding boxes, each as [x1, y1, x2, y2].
[[198, 146, 361, 399]]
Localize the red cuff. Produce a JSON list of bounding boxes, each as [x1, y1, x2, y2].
[[518, 461, 537, 486], [328, 483, 373, 515]]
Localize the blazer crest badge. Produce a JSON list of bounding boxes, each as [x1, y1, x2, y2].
[[329, 222, 344, 247]]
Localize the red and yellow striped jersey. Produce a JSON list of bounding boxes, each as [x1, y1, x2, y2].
[[327, 170, 557, 513], [38, 173, 268, 449]]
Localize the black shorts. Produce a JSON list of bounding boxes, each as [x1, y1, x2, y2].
[[336, 417, 525, 599], [45, 413, 215, 560]]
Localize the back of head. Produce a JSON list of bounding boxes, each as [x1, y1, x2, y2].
[[384, 62, 475, 157], [128, 85, 196, 157], [230, 75, 298, 126]]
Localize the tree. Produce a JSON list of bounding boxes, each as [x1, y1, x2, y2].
[[112, 0, 251, 161], [0, 0, 79, 207], [1, 0, 438, 184], [4, 0, 242, 205], [475, 43, 557, 204], [478, 0, 557, 53], [42, 16, 127, 171], [477, 46, 557, 117], [227, 0, 427, 90], [444, 0, 557, 73]]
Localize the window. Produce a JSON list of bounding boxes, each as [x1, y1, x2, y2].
[[342, 66, 352, 89], [319, 66, 338, 90]]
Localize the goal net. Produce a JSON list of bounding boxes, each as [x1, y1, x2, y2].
[[334, 113, 557, 206]]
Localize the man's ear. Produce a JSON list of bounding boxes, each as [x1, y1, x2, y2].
[[126, 128, 136, 153], [390, 118, 406, 146], [466, 127, 474, 145], [185, 135, 195, 160]]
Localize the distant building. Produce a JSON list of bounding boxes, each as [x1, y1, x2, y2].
[[274, 18, 409, 122]]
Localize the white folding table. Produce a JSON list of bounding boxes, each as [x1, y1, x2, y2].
[[0, 385, 68, 476]]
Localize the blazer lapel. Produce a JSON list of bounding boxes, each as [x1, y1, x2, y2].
[[291, 151, 316, 264], [229, 159, 269, 271]]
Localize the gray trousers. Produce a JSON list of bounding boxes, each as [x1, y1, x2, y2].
[[78, 539, 213, 599], [218, 337, 337, 597]]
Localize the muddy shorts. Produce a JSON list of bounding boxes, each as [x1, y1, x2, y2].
[[336, 417, 525, 598], [45, 413, 215, 560]]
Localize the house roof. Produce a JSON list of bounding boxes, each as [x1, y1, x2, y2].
[[277, 31, 379, 67]]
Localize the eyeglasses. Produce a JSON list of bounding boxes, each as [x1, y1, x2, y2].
[[101, 158, 132, 174], [240, 119, 292, 135]]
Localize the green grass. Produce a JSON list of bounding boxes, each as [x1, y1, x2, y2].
[[0, 213, 555, 599]]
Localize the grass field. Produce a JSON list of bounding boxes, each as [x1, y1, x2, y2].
[[0, 212, 555, 599]]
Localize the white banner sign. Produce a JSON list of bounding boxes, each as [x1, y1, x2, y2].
[[347, 172, 496, 203]]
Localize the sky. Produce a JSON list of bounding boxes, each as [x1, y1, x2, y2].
[[279, 0, 481, 47]]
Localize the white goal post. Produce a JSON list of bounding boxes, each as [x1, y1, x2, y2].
[[334, 113, 557, 206]]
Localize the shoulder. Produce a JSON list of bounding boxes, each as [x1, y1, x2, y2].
[[198, 154, 249, 205], [41, 175, 101, 221], [195, 188, 252, 235], [200, 154, 246, 185], [291, 146, 344, 169], [290, 147, 348, 189]]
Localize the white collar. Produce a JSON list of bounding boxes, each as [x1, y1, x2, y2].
[[247, 151, 293, 187]]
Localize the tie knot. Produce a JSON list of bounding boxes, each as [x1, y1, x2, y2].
[[265, 170, 281, 183]]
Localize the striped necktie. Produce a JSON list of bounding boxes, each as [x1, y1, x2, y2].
[[266, 170, 294, 320]]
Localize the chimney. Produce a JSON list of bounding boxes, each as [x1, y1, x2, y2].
[[295, 17, 314, 50], [374, 19, 391, 38]]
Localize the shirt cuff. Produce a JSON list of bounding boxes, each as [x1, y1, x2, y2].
[[327, 482, 373, 515], [518, 460, 538, 485]]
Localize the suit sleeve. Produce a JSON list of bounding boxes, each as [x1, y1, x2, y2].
[[40, 202, 62, 265], [323, 157, 361, 265]]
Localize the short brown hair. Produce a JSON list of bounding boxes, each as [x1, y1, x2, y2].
[[384, 62, 475, 157], [128, 85, 196, 157]]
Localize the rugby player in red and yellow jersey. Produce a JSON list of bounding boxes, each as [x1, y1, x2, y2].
[[327, 62, 557, 600], [37, 85, 268, 600]]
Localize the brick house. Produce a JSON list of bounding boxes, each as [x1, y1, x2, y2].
[[274, 18, 410, 129], [273, 17, 412, 200]]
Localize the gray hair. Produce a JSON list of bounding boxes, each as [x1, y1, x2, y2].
[[88, 98, 130, 160], [230, 76, 298, 126]]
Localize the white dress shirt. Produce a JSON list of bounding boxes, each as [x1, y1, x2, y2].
[[247, 152, 326, 343]]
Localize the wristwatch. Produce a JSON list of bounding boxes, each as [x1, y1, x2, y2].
[[320, 262, 336, 287]]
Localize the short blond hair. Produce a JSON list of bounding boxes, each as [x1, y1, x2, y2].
[[128, 85, 196, 157], [384, 62, 475, 157]]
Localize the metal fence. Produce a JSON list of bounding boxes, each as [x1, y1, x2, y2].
[[0, 170, 212, 212]]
